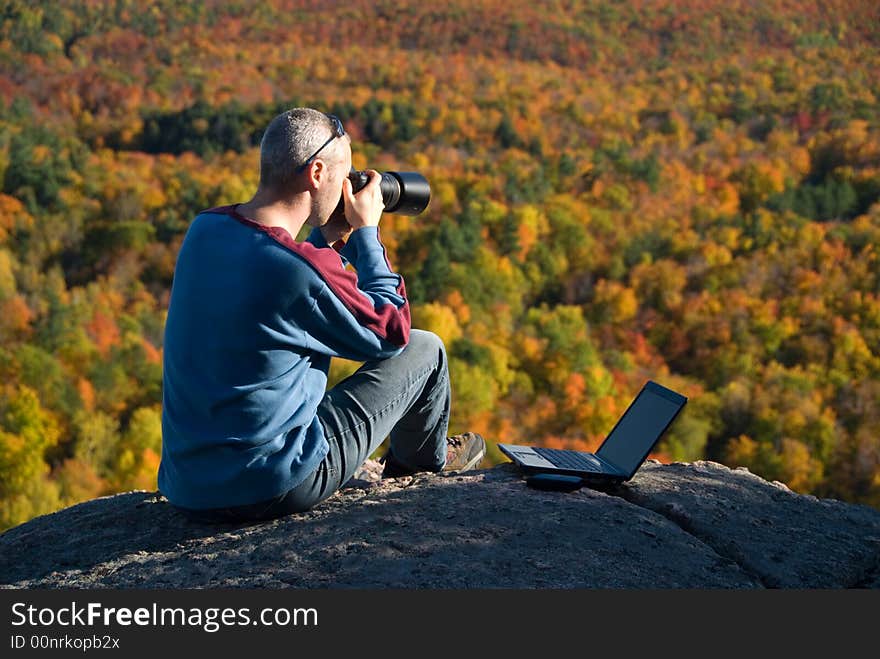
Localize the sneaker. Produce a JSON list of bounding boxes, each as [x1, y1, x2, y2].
[[379, 432, 487, 478], [442, 432, 486, 474]]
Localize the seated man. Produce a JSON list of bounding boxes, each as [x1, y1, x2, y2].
[[158, 108, 485, 523]]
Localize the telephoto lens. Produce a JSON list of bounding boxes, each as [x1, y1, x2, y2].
[[346, 169, 431, 215]]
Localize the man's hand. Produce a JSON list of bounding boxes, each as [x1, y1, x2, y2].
[[343, 169, 384, 229]]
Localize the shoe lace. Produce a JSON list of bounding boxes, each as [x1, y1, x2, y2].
[[446, 435, 464, 462]]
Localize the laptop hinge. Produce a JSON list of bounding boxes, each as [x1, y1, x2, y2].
[[595, 454, 626, 477]]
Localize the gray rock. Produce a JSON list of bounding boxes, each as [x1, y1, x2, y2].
[[617, 460, 880, 588], [0, 460, 877, 589]]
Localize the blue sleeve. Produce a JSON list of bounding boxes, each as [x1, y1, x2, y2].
[[339, 227, 405, 309]]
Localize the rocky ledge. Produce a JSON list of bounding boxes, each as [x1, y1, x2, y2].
[[1, 460, 879, 589]]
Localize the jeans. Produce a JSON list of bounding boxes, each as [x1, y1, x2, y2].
[[176, 329, 451, 524]]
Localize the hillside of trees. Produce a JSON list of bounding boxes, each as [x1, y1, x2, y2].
[[1, 0, 878, 530]]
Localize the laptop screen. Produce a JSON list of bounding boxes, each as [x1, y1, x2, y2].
[[596, 383, 685, 476]]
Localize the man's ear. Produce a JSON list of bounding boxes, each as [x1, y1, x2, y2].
[[306, 160, 325, 190]]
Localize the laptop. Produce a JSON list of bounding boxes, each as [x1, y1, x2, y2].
[[498, 380, 687, 484]]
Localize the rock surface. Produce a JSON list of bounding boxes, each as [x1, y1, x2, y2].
[[1, 460, 879, 589]]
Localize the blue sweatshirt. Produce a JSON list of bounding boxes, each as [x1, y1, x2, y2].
[[158, 205, 410, 510]]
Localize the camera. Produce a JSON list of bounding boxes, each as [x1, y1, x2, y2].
[[344, 168, 431, 215]]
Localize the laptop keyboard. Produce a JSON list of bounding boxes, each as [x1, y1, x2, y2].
[[532, 447, 601, 472]]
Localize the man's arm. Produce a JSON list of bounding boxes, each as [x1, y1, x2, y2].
[[295, 229, 410, 361], [293, 168, 409, 361]]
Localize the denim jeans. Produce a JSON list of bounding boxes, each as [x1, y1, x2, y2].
[[176, 329, 451, 524]]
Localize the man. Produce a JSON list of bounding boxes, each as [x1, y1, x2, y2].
[[158, 108, 485, 523]]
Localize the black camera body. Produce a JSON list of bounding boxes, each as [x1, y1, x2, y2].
[[346, 169, 431, 216]]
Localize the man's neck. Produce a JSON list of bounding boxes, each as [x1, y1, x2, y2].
[[237, 192, 310, 239]]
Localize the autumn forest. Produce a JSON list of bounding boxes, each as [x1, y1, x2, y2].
[[1, 0, 879, 530]]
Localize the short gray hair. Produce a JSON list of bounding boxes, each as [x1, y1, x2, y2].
[[258, 108, 340, 192]]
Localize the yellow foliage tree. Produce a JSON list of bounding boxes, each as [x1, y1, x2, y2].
[[0, 384, 61, 530]]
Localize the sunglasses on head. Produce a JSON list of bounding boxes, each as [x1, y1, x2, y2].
[[296, 114, 346, 174]]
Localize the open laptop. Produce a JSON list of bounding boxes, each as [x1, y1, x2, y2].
[[498, 380, 687, 484]]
